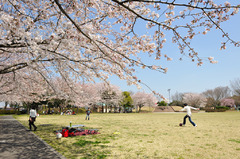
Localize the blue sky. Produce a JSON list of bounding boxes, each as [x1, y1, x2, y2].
[[109, 8, 240, 99]]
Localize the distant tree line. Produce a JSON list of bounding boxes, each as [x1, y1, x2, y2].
[[168, 78, 240, 110]]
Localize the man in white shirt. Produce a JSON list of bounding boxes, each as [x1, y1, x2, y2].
[[29, 107, 37, 131], [180, 103, 199, 127]]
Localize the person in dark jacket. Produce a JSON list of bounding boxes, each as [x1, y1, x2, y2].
[[85, 108, 91, 120]]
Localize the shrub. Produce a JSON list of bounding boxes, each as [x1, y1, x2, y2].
[[216, 106, 230, 110], [157, 101, 167, 106], [169, 100, 184, 106], [0, 109, 17, 114], [205, 106, 229, 112]]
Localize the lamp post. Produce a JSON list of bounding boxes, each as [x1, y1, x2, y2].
[[167, 89, 171, 106]]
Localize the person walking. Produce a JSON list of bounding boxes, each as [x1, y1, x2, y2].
[[180, 103, 199, 127], [85, 108, 91, 120], [29, 107, 37, 131]]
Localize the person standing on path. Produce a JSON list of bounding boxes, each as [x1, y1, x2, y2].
[[29, 107, 37, 131], [85, 108, 91, 120], [180, 103, 199, 127]]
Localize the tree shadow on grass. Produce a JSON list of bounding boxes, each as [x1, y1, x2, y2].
[[37, 124, 112, 159], [71, 138, 111, 159]]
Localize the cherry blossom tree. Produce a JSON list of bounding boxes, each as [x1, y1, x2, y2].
[[54, 82, 122, 109], [220, 98, 235, 107], [0, 71, 49, 103], [1, 0, 240, 102], [96, 83, 122, 112], [77, 83, 101, 107], [132, 91, 158, 112], [182, 92, 206, 107]]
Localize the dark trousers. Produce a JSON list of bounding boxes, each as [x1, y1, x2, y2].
[[85, 114, 90, 120], [29, 117, 37, 130], [183, 115, 196, 126]]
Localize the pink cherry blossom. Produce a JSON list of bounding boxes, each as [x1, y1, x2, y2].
[[0, 0, 239, 102]]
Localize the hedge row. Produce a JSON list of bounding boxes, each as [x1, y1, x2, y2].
[[205, 106, 230, 112], [0, 109, 17, 114]]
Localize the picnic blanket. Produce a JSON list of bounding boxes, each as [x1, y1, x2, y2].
[[56, 127, 100, 137]]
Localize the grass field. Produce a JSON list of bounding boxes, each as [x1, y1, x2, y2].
[[15, 111, 240, 159]]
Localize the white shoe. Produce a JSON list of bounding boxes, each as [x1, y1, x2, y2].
[[194, 124, 197, 127]]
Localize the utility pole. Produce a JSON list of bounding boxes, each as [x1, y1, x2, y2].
[[167, 89, 171, 107]]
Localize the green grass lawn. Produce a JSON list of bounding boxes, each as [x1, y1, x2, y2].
[[15, 112, 240, 159]]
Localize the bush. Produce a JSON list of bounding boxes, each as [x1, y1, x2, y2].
[[216, 106, 230, 110], [0, 109, 17, 114], [205, 106, 229, 112], [157, 101, 167, 106], [169, 100, 184, 106]]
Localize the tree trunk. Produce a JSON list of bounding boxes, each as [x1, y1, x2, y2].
[[4, 102, 8, 109], [139, 106, 142, 112], [105, 105, 108, 113]]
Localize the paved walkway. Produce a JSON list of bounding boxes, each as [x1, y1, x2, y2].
[[0, 115, 65, 159]]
